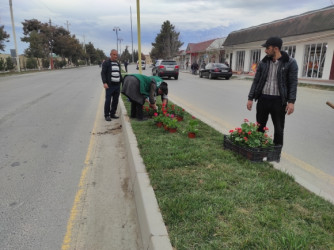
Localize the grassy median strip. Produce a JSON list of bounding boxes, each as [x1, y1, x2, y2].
[[122, 96, 334, 249]]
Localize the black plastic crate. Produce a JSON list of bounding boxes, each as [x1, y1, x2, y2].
[[223, 135, 282, 162]]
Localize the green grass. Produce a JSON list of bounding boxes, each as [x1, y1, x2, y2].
[[125, 96, 334, 249]]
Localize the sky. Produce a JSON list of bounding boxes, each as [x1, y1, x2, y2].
[[1, 0, 333, 57]]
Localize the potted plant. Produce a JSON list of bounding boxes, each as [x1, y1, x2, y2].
[[166, 117, 179, 133], [186, 117, 198, 138], [153, 112, 163, 127], [175, 107, 185, 121], [224, 119, 282, 162], [161, 114, 170, 131]]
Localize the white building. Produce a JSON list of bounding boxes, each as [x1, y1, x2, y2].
[[223, 6, 334, 81]]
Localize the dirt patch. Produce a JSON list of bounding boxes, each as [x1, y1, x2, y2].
[[92, 125, 122, 135]]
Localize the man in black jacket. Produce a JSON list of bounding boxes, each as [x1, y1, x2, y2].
[[101, 49, 123, 121], [247, 37, 298, 146]]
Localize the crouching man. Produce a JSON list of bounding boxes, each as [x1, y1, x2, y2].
[[122, 74, 168, 121]]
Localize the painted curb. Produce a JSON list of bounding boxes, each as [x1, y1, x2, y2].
[[119, 99, 173, 250]]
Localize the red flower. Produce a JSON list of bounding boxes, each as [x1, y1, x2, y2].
[[243, 137, 248, 141], [248, 131, 252, 135], [154, 112, 158, 117], [229, 130, 234, 133], [244, 118, 249, 122], [264, 127, 269, 131]]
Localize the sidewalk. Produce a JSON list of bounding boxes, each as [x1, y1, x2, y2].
[[181, 70, 334, 86]]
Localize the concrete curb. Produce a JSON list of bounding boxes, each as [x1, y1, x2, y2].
[[119, 99, 173, 250]]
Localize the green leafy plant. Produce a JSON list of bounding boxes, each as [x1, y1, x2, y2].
[[186, 117, 199, 133], [166, 117, 179, 129], [153, 112, 164, 123], [175, 107, 185, 118], [143, 104, 155, 117], [229, 119, 274, 148]]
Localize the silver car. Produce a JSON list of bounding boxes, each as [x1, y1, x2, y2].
[[152, 60, 179, 80]]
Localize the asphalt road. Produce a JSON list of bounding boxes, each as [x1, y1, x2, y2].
[[154, 67, 334, 203], [0, 67, 142, 250]]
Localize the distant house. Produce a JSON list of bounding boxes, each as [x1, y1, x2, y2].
[[223, 6, 334, 80]]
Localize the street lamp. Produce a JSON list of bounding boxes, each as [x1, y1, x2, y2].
[[113, 26, 121, 55]]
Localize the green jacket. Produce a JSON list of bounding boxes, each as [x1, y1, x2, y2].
[[131, 74, 163, 97]]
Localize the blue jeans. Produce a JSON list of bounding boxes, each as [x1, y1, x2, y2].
[[104, 84, 120, 117], [256, 95, 286, 145]]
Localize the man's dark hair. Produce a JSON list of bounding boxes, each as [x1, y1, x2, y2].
[[159, 82, 168, 95]]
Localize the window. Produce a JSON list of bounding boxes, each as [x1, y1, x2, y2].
[[283, 45, 296, 58], [235, 51, 245, 72], [249, 49, 261, 73], [303, 43, 327, 78]]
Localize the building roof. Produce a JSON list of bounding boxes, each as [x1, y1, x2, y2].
[[207, 37, 226, 51], [186, 39, 217, 53], [224, 6, 334, 46]]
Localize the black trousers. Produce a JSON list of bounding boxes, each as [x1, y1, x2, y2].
[[130, 101, 144, 119], [256, 95, 286, 145], [104, 84, 120, 117]]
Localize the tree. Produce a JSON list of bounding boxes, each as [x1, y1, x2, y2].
[[21, 19, 50, 65], [20, 18, 102, 67], [150, 20, 183, 60], [120, 46, 131, 63], [0, 57, 5, 71], [6, 56, 14, 70], [26, 57, 37, 69], [0, 25, 10, 51], [96, 48, 107, 65]]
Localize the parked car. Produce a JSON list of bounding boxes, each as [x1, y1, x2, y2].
[[199, 63, 232, 80], [136, 60, 146, 70], [152, 60, 179, 80]]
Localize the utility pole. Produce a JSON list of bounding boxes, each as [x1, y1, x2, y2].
[[113, 27, 121, 55], [49, 18, 54, 69], [9, 0, 20, 72], [136, 0, 142, 74], [64, 20, 71, 32], [83, 34, 87, 65], [118, 38, 123, 58], [130, 6, 134, 63]]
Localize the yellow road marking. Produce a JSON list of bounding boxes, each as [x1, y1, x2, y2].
[[169, 93, 334, 186], [61, 89, 104, 250]]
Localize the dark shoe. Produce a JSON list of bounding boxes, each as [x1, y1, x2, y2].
[[110, 114, 119, 119], [105, 116, 111, 121]]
